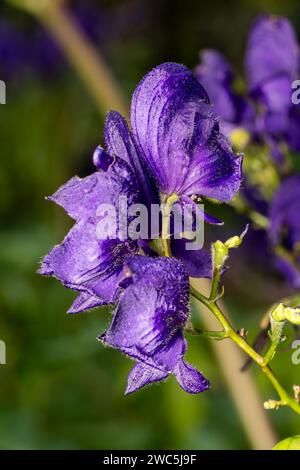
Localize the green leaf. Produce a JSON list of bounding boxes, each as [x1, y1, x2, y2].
[[273, 435, 300, 450]]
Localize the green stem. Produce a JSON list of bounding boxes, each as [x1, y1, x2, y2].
[[161, 193, 179, 257], [263, 320, 284, 365], [190, 286, 300, 415], [210, 269, 221, 301], [263, 367, 300, 414], [185, 325, 228, 340]]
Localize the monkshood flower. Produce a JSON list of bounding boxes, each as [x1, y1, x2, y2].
[[99, 255, 210, 394], [39, 62, 242, 310], [269, 175, 300, 288], [39, 63, 242, 393], [196, 15, 300, 162]]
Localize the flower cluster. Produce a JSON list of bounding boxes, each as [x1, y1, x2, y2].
[[196, 14, 300, 289], [195, 15, 300, 163], [39, 62, 242, 394]]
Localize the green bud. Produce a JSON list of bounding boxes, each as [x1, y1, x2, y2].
[[225, 235, 243, 249], [213, 240, 228, 271], [263, 399, 281, 410], [271, 303, 300, 325], [213, 226, 248, 271]]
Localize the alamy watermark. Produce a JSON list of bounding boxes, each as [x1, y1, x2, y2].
[[0, 80, 6, 104], [291, 340, 300, 365], [95, 196, 205, 250], [291, 80, 300, 104], [0, 340, 6, 365]]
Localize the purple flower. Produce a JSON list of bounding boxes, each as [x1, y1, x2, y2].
[[132, 62, 242, 204], [269, 175, 300, 288], [40, 62, 241, 312], [39, 62, 242, 394], [100, 255, 210, 394], [196, 15, 300, 160], [246, 15, 300, 156]]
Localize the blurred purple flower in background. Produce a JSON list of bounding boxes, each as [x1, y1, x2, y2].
[[196, 15, 300, 162], [246, 15, 300, 160], [195, 49, 254, 136], [0, 3, 104, 79], [269, 175, 300, 288], [0, 19, 30, 80], [0, 0, 150, 79]]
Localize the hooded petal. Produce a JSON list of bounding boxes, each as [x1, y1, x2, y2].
[[100, 255, 209, 394], [131, 62, 209, 194], [131, 62, 242, 200]]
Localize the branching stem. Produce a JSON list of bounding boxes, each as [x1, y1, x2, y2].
[[190, 285, 300, 415]]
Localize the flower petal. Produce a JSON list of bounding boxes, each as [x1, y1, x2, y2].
[[48, 157, 139, 221], [171, 238, 212, 278], [104, 111, 159, 208], [131, 62, 211, 194], [125, 362, 168, 395], [39, 219, 137, 305], [180, 131, 243, 202], [173, 358, 210, 393], [100, 255, 209, 394], [67, 292, 106, 314], [101, 257, 189, 358]]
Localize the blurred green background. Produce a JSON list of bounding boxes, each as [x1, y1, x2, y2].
[[0, 0, 299, 450]]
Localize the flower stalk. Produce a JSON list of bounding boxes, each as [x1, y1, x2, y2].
[[190, 253, 300, 415]]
